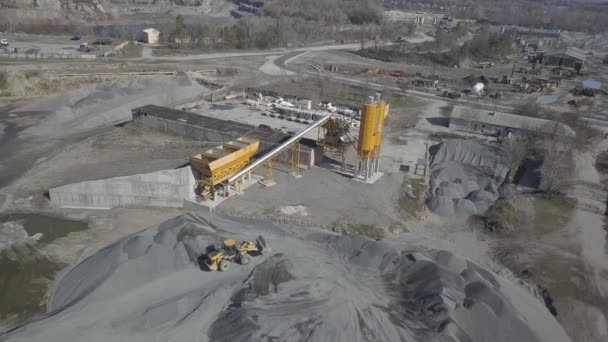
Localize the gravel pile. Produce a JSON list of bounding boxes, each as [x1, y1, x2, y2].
[[17, 73, 209, 138], [2, 213, 570, 342], [428, 140, 508, 217]]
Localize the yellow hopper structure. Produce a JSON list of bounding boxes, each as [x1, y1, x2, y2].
[[190, 136, 260, 199]]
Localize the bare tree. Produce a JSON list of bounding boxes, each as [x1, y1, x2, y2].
[[461, 108, 478, 139], [538, 121, 575, 194], [501, 137, 531, 183], [397, 77, 411, 94], [559, 111, 602, 151], [539, 143, 574, 194], [513, 100, 543, 118]]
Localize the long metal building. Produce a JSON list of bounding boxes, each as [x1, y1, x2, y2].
[[131, 105, 323, 168]]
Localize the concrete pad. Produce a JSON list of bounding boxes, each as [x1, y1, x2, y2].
[[260, 180, 277, 187], [290, 172, 303, 179], [353, 172, 384, 184], [183, 199, 214, 212]]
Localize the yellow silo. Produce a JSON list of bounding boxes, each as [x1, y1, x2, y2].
[[374, 100, 387, 150], [358, 101, 379, 157]]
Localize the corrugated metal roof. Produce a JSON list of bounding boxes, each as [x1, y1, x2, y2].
[[450, 108, 574, 136], [545, 47, 587, 61], [564, 48, 587, 61], [132, 105, 309, 146]]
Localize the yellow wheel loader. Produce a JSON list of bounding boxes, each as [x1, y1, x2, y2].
[[204, 236, 268, 271]]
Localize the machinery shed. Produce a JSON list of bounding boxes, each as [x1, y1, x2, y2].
[[132, 105, 323, 168], [138, 28, 160, 44]]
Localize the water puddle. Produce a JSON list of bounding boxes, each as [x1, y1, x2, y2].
[[0, 213, 88, 244], [0, 245, 66, 329], [0, 214, 89, 331]]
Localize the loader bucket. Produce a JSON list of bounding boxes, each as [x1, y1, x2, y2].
[[256, 235, 269, 253]]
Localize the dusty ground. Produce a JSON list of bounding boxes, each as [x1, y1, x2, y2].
[[291, 49, 607, 113], [217, 91, 608, 341], [2, 213, 571, 342], [1, 32, 607, 341], [7, 124, 210, 196]]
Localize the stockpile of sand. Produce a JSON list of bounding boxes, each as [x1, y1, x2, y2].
[[15, 73, 209, 137], [428, 140, 508, 217], [2, 213, 570, 342]]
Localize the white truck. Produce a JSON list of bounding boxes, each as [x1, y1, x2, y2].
[[0, 39, 9, 47]]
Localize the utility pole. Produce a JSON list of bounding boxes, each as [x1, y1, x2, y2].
[[433, 40, 437, 76], [361, 30, 366, 50]]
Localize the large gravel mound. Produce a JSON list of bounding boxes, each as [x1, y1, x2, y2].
[[428, 140, 508, 217], [2, 213, 570, 342], [16, 73, 208, 137]]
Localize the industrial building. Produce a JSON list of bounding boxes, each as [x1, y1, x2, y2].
[[138, 28, 160, 44], [411, 75, 439, 89], [189, 136, 260, 201], [449, 109, 574, 138], [538, 47, 588, 74], [48, 96, 389, 210], [501, 25, 561, 50], [48, 104, 326, 210], [132, 105, 323, 168]]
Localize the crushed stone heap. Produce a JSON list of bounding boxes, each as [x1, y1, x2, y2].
[[428, 139, 508, 217], [3, 213, 569, 342]]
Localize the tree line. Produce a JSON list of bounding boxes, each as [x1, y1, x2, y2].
[[264, 0, 384, 25], [386, 0, 608, 34], [164, 14, 415, 50]]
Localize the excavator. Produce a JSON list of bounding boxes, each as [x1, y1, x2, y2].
[[204, 235, 268, 271]]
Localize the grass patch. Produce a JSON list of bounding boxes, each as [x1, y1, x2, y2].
[[485, 198, 517, 232], [533, 252, 590, 304], [24, 70, 41, 79], [399, 177, 427, 217], [151, 48, 194, 57], [390, 97, 409, 108], [533, 195, 577, 235], [430, 132, 468, 142], [0, 72, 8, 90], [440, 105, 454, 117], [119, 43, 143, 58], [0, 244, 66, 327], [346, 224, 385, 239], [262, 207, 275, 216]]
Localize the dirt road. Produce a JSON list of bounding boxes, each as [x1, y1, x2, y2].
[[556, 141, 608, 341], [270, 50, 518, 113], [139, 42, 371, 62]]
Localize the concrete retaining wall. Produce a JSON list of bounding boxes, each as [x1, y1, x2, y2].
[[49, 167, 196, 209]]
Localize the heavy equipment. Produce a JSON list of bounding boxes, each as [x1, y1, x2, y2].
[[189, 135, 260, 201], [204, 235, 268, 271]]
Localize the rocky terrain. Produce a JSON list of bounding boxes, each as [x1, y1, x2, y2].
[[428, 140, 508, 218], [0, 0, 229, 23], [2, 213, 571, 342]]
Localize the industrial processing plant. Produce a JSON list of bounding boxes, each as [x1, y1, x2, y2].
[[355, 95, 388, 182], [48, 93, 389, 210]]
